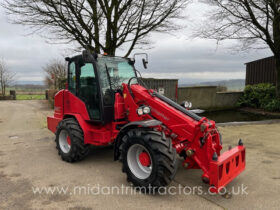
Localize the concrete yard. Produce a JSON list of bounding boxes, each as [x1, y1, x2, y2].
[[0, 100, 279, 210]]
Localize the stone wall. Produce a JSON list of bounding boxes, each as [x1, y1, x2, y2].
[[178, 86, 243, 110]]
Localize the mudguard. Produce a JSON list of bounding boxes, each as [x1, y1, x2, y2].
[[113, 119, 162, 160]]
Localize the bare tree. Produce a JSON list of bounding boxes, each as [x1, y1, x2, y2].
[[198, 0, 280, 98], [0, 59, 16, 96], [2, 0, 189, 56], [44, 60, 67, 90]]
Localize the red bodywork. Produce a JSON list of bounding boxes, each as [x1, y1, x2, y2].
[[48, 83, 245, 192]]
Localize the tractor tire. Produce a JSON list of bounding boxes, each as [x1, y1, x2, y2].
[[120, 128, 178, 192], [55, 118, 89, 162]]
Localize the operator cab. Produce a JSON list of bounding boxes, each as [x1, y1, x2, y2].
[[66, 51, 137, 124]]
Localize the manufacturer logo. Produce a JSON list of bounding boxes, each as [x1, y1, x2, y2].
[[152, 108, 169, 121]]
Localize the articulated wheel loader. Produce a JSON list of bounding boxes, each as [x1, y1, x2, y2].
[[48, 50, 245, 193]]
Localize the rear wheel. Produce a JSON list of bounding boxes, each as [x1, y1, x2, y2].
[[55, 118, 89, 162], [120, 129, 178, 192]]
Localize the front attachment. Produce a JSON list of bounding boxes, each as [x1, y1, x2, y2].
[[209, 145, 245, 193]]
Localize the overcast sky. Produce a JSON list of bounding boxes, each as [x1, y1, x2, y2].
[[0, 1, 272, 84]]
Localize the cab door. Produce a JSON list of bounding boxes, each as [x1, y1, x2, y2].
[[67, 57, 101, 121], [67, 54, 114, 124], [77, 63, 101, 120]]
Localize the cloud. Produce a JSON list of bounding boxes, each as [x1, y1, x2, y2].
[[0, 7, 69, 82], [134, 36, 271, 83], [0, 3, 273, 84]]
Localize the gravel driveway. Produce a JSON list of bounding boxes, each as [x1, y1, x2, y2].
[[0, 100, 279, 210]]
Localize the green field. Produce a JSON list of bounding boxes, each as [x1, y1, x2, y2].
[[16, 94, 45, 100], [2, 85, 47, 100]]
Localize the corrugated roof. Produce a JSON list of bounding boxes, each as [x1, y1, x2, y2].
[[245, 56, 274, 65]]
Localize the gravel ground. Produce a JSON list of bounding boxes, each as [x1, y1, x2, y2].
[[0, 100, 279, 210]]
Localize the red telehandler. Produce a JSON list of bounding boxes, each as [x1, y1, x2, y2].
[[47, 50, 245, 193]]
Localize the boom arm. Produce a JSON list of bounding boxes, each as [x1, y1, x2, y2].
[[122, 83, 245, 192]]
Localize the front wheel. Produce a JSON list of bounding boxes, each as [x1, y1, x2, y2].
[[120, 129, 178, 191]]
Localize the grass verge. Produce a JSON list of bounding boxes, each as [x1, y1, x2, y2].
[[16, 95, 45, 100]]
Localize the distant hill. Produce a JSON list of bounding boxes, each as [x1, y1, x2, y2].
[[179, 79, 245, 91], [15, 81, 45, 85], [8, 81, 47, 92], [12, 84, 47, 89]]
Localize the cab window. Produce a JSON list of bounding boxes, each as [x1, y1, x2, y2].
[[78, 63, 100, 120], [68, 62, 76, 94]]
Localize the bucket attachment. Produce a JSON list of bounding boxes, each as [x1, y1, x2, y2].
[[209, 145, 245, 193]]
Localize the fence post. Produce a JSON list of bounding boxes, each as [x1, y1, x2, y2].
[[45, 90, 49, 100], [10, 90, 16, 100]]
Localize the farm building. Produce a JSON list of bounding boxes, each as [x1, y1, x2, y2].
[[142, 78, 178, 101], [245, 56, 276, 85], [46, 78, 179, 103]]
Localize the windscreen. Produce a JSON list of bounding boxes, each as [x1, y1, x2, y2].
[[97, 56, 137, 91]]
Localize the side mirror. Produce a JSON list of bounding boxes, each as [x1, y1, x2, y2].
[[133, 53, 149, 69], [142, 58, 148, 69]]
